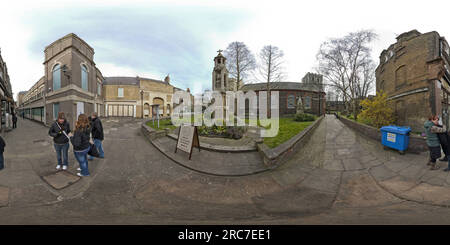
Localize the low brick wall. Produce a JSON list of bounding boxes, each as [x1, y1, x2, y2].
[[257, 115, 325, 167], [141, 119, 169, 141], [338, 116, 427, 153]]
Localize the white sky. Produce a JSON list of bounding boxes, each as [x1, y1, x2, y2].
[[1, 0, 450, 98]]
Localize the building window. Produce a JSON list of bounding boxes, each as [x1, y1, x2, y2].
[[81, 64, 88, 90], [395, 65, 407, 87], [167, 104, 171, 116], [97, 83, 101, 96], [52, 64, 61, 91], [305, 96, 311, 109], [53, 103, 59, 120], [118, 88, 124, 98], [287, 94, 296, 109]]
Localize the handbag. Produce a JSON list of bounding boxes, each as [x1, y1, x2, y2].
[[88, 143, 100, 157]]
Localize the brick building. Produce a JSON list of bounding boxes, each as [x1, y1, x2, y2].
[[19, 33, 105, 129], [240, 74, 326, 116], [376, 30, 450, 131]]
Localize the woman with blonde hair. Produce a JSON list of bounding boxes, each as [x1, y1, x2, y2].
[[70, 114, 91, 177]]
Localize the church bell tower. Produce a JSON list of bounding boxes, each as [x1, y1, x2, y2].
[[212, 50, 229, 92]]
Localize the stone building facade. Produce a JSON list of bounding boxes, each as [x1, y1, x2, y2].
[[0, 48, 14, 130], [375, 30, 450, 132], [19, 33, 105, 129], [103, 75, 182, 118], [240, 74, 326, 116]]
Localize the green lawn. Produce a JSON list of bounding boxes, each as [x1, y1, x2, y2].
[[146, 118, 177, 130], [263, 117, 314, 148]]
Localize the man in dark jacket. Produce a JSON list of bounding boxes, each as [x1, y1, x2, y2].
[[88, 112, 104, 160], [0, 135, 5, 170], [48, 112, 71, 170], [436, 124, 450, 161], [12, 113, 17, 129]]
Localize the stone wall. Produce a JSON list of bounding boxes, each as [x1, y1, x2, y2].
[[338, 115, 428, 153], [257, 115, 324, 167]]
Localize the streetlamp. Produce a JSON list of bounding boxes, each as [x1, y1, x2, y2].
[[140, 89, 144, 119]]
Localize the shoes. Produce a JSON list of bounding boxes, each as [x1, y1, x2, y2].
[[62, 165, 67, 170], [77, 173, 89, 177], [427, 161, 432, 166], [77, 168, 81, 171], [440, 157, 448, 162], [444, 168, 450, 172], [430, 163, 440, 170], [56, 165, 61, 170]]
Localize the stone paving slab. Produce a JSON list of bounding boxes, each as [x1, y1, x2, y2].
[[334, 171, 402, 208], [252, 185, 335, 216], [378, 175, 418, 194], [401, 183, 450, 206], [342, 158, 364, 171], [321, 159, 345, 171], [384, 160, 411, 173], [369, 164, 397, 181], [0, 186, 9, 207], [299, 169, 341, 193], [42, 171, 81, 190], [9, 185, 58, 207]]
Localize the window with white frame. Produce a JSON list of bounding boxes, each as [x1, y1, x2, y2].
[[81, 64, 88, 90], [287, 94, 296, 109], [304, 96, 311, 109], [118, 88, 124, 97], [53, 64, 61, 91], [97, 83, 102, 96]]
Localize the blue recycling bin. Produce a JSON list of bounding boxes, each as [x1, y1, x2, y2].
[[380, 126, 411, 153]]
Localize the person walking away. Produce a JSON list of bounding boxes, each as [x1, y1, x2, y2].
[[425, 115, 446, 170], [12, 113, 17, 129], [70, 114, 91, 177], [48, 112, 71, 170], [0, 135, 5, 170], [88, 112, 104, 160], [436, 123, 450, 161]]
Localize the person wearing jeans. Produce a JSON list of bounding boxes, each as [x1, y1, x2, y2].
[[88, 112, 104, 160], [70, 114, 92, 177], [54, 143, 69, 167], [74, 146, 90, 176], [48, 112, 71, 170]]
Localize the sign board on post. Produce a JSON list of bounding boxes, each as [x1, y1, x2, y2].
[[175, 124, 200, 160]]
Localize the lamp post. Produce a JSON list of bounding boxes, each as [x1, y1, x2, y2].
[[140, 89, 144, 119]]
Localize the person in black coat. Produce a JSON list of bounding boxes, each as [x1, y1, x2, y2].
[[436, 124, 450, 161], [12, 113, 17, 129], [48, 112, 71, 170], [88, 112, 104, 160], [70, 113, 91, 177], [0, 135, 5, 170]]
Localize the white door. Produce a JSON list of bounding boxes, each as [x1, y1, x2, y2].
[[77, 102, 84, 118]]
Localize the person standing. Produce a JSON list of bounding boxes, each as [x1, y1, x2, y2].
[[48, 112, 71, 170], [70, 114, 91, 177], [425, 115, 446, 170], [12, 113, 17, 129], [0, 135, 5, 170], [88, 112, 104, 160]]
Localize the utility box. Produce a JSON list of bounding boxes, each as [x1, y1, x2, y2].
[[380, 126, 411, 154]]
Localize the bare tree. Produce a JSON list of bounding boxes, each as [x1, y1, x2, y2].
[[223, 42, 256, 89], [257, 45, 286, 116], [316, 30, 377, 119]]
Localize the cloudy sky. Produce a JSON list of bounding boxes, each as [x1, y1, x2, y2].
[[1, 0, 450, 99]]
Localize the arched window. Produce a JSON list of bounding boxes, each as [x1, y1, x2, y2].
[[81, 64, 88, 90], [287, 94, 295, 109], [52, 64, 61, 91]]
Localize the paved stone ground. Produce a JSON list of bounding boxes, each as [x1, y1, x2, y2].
[[4, 115, 450, 224]]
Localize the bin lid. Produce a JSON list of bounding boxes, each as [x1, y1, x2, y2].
[[380, 125, 411, 134]]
